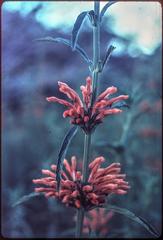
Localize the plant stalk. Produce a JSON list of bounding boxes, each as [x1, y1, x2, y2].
[[82, 133, 92, 182], [75, 134, 91, 238], [75, 1, 100, 238], [76, 208, 84, 237], [91, 1, 100, 105]]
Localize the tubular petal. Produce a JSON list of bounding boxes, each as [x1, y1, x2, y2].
[[97, 86, 117, 101]]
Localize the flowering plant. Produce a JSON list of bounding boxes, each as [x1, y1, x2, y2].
[[14, 1, 159, 238]]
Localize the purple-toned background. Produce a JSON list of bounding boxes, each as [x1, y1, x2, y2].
[[1, 2, 162, 238]]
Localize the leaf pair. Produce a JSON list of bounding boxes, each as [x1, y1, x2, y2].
[[12, 197, 160, 238], [72, 1, 117, 50], [35, 1, 117, 68], [35, 9, 92, 65]]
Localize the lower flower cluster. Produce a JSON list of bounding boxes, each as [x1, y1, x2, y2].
[[33, 156, 130, 210]]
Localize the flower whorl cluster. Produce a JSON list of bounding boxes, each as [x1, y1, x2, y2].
[[33, 156, 130, 210], [46, 77, 129, 134]]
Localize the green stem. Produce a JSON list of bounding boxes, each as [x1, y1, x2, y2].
[[91, 1, 100, 105], [75, 134, 91, 238], [75, 208, 84, 237], [82, 134, 92, 182], [75, 1, 100, 238]]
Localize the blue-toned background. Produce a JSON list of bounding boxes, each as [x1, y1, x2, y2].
[[1, 1, 162, 238]]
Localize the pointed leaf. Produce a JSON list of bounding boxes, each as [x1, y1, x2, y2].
[[35, 37, 92, 64], [72, 11, 88, 49], [12, 192, 42, 207], [106, 205, 159, 237], [87, 10, 96, 26], [56, 126, 78, 190], [100, 1, 117, 21], [138, 216, 160, 237], [102, 45, 116, 71]]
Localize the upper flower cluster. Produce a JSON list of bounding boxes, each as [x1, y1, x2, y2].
[[33, 156, 130, 211], [46, 77, 129, 134]]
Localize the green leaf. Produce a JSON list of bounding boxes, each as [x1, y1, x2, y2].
[[87, 10, 96, 26], [106, 205, 159, 237], [35, 37, 92, 64], [56, 126, 78, 191], [100, 1, 117, 21], [102, 45, 116, 71], [71, 11, 88, 49], [12, 192, 42, 207]]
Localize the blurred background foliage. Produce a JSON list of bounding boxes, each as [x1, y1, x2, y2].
[[1, 1, 162, 238]]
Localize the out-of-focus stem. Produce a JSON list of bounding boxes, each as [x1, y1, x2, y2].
[[75, 1, 100, 238], [91, 1, 100, 105], [75, 208, 84, 237]]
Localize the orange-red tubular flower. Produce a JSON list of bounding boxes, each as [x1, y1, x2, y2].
[[33, 156, 130, 210], [46, 76, 129, 134]]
